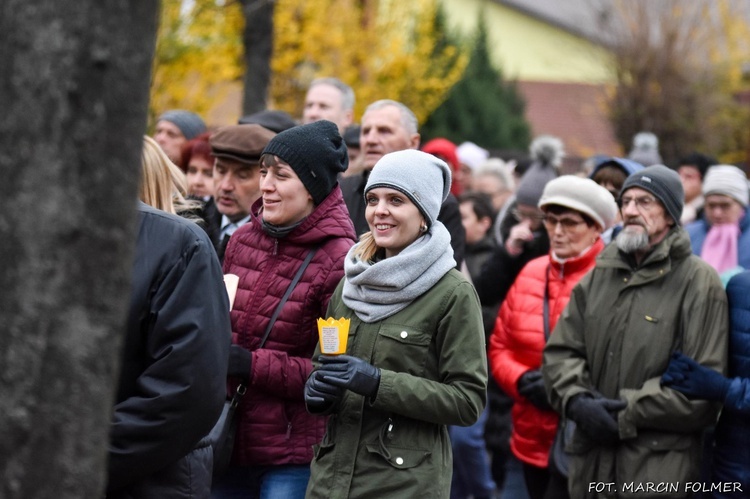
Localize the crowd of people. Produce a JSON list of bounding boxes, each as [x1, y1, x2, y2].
[[109, 76, 750, 499]]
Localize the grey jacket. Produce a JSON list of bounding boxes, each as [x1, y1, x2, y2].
[[542, 228, 728, 498]]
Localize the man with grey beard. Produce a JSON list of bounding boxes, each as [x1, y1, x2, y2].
[[542, 165, 728, 498]]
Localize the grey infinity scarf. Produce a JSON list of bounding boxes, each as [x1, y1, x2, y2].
[[342, 222, 456, 323]]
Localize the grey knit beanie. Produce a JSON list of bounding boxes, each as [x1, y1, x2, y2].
[[703, 165, 749, 207], [261, 120, 348, 205], [515, 162, 558, 206], [539, 175, 618, 230], [365, 149, 451, 228], [157, 110, 207, 140], [621, 164, 684, 224]]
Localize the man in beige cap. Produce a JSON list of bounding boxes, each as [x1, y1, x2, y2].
[[204, 124, 276, 261]]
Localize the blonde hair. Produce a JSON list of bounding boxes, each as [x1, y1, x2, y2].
[[352, 232, 380, 262], [140, 136, 200, 216]]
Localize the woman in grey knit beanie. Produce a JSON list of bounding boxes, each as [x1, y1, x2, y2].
[[305, 149, 488, 499]]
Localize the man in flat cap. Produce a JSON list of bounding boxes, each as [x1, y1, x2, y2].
[[204, 124, 277, 262]]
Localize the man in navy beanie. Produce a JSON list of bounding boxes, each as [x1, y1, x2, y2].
[[542, 164, 728, 497]]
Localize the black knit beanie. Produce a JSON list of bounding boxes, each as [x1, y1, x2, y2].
[[261, 120, 349, 204], [620, 164, 684, 225]]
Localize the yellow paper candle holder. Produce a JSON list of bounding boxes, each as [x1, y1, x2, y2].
[[317, 317, 350, 355]]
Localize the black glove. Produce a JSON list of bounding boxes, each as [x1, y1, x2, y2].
[[304, 371, 344, 413], [317, 355, 381, 399], [566, 394, 627, 444], [661, 351, 730, 401], [227, 345, 252, 380], [517, 369, 552, 411]]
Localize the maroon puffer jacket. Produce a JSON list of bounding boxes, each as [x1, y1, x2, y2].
[[222, 185, 356, 466]]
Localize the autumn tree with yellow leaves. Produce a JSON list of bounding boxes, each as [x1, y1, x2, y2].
[[150, 0, 244, 125], [150, 0, 466, 127], [271, 0, 467, 123]]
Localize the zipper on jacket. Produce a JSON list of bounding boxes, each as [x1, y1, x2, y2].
[[377, 417, 394, 459], [273, 239, 278, 256], [286, 422, 292, 439]]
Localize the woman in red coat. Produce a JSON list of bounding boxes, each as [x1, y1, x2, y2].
[[214, 121, 357, 498], [489, 176, 617, 499]]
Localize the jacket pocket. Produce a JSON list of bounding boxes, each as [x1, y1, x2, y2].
[[365, 443, 431, 469], [373, 325, 432, 374], [618, 432, 699, 486]]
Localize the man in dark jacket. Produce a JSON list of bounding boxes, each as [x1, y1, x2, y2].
[[542, 165, 728, 498], [340, 99, 466, 268], [107, 202, 231, 498], [204, 124, 277, 262]]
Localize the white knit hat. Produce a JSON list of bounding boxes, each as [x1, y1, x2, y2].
[[456, 142, 489, 170], [365, 149, 451, 228], [703, 165, 749, 207], [538, 175, 618, 230]]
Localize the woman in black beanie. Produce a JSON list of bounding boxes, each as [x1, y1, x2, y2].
[[213, 121, 357, 499]]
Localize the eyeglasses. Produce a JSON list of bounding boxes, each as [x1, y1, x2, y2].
[[704, 200, 736, 212], [543, 215, 586, 231], [511, 208, 545, 221], [618, 195, 657, 211]]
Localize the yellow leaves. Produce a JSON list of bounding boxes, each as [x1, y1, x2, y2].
[[150, 0, 466, 128], [270, 0, 467, 124], [150, 0, 244, 126]]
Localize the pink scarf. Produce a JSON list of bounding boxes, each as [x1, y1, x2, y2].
[[701, 223, 740, 274]]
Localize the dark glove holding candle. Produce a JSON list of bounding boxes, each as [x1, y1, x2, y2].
[[317, 355, 381, 399], [304, 371, 344, 413]]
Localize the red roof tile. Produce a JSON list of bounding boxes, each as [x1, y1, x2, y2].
[[518, 80, 623, 161]]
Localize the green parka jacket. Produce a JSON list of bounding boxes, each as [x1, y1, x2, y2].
[[542, 228, 728, 498], [306, 269, 487, 499]]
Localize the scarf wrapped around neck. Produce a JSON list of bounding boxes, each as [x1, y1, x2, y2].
[[701, 221, 741, 275], [342, 222, 456, 323]]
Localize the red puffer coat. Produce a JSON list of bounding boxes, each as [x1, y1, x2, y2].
[[223, 185, 356, 466], [488, 238, 604, 468]]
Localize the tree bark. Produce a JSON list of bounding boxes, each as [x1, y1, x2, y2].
[[0, 1, 159, 497], [240, 0, 275, 115]]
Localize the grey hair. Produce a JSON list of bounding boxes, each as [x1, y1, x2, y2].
[[473, 158, 515, 191], [364, 99, 419, 135], [309, 77, 355, 111]]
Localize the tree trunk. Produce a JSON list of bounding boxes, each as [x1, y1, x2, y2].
[[240, 0, 275, 115], [0, 1, 159, 497]]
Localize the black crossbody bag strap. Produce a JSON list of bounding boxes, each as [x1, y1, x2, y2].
[[543, 264, 551, 341], [258, 247, 318, 349]]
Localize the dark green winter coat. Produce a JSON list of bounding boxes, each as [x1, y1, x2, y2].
[[542, 228, 728, 498], [306, 269, 487, 499]]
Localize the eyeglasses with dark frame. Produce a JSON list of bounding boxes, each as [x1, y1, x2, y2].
[[542, 214, 587, 231]]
